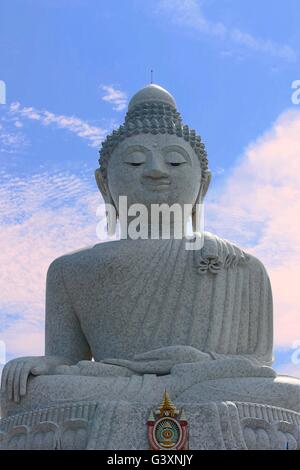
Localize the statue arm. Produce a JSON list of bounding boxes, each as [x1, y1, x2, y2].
[[45, 256, 92, 363], [0, 257, 92, 403], [204, 256, 274, 372]]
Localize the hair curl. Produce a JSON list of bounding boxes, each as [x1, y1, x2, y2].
[[99, 102, 209, 182]]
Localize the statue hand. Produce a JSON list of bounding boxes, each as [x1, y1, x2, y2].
[[101, 358, 175, 375], [54, 361, 134, 377], [133, 346, 212, 363], [1, 356, 72, 403], [102, 346, 212, 375], [171, 356, 277, 383]]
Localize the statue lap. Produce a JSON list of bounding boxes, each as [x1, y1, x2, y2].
[[2, 369, 299, 418], [1, 372, 299, 450]]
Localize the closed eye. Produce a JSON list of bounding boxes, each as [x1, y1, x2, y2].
[[168, 162, 186, 167], [126, 162, 144, 167], [164, 150, 188, 166]]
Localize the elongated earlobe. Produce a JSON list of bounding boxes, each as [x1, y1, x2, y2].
[[95, 168, 107, 195], [106, 203, 117, 236], [201, 171, 212, 201], [192, 206, 203, 233], [95, 169, 118, 236], [192, 171, 212, 232]]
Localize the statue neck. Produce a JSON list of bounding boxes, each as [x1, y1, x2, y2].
[[119, 215, 191, 240]]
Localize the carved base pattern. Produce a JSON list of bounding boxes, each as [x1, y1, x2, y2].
[[0, 401, 299, 450]]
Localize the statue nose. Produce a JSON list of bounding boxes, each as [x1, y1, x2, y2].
[[143, 168, 169, 180]]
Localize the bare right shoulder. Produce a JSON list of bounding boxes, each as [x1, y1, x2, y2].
[[46, 240, 130, 287]]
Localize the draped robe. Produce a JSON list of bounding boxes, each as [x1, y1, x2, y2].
[[3, 234, 300, 439], [45, 232, 273, 367], [7, 232, 300, 422]]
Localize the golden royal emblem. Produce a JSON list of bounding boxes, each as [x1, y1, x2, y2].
[[147, 390, 189, 450]]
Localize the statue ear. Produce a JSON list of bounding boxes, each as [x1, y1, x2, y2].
[[200, 170, 212, 201], [95, 168, 108, 197], [95, 169, 118, 236], [192, 171, 212, 232]]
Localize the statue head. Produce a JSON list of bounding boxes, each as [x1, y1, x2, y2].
[[96, 84, 211, 235]]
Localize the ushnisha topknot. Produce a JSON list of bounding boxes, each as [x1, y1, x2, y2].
[[98, 84, 209, 182]]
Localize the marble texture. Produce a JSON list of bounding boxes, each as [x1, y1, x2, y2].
[[1, 83, 299, 449], [44, 235, 273, 365], [1, 400, 299, 450]]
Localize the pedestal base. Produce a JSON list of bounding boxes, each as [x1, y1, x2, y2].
[[0, 400, 299, 450]]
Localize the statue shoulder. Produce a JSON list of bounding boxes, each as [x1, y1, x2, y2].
[[202, 232, 269, 276], [245, 251, 270, 277], [47, 241, 123, 279]]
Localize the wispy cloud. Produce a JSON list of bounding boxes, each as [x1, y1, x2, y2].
[[100, 85, 127, 111], [8, 102, 108, 148], [157, 0, 297, 62], [0, 169, 106, 359], [207, 108, 300, 353], [0, 121, 27, 153]]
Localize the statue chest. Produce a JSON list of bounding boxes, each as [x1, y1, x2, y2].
[[71, 240, 246, 360]]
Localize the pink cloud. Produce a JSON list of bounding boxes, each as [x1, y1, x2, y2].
[[0, 171, 106, 358], [100, 85, 127, 111], [207, 108, 300, 350]]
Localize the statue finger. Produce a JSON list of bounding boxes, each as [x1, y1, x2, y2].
[[20, 364, 31, 397], [133, 346, 183, 361], [31, 363, 48, 376], [53, 365, 66, 374], [7, 362, 18, 401], [13, 362, 23, 403], [101, 358, 132, 368], [125, 359, 174, 374], [133, 350, 162, 361], [54, 365, 75, 375], [102, 359, 143, 372], [0, 362, 11, 393], [134, 346, 204, 362]]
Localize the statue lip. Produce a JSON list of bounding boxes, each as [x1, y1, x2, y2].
[[142, 179, 171, 190]]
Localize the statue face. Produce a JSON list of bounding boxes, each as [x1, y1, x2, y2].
[[106, 133, 202, 213]]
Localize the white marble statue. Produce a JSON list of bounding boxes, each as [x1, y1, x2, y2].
[[1, 84, 299, 450]]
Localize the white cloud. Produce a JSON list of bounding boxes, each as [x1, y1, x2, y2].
[[157, 0, 297, 62], [206, 108, 300, 349], [0, 121, 27, 153], [0, 170, 107, 359], [9, 102, 108, 148], [101, 85, 127, 111]]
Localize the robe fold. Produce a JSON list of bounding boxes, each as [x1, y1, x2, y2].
[[46, 232, 273, 367]]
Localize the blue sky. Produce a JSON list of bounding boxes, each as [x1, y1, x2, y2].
[[0, 0, 299, 173], [0, 0, 300, 376]]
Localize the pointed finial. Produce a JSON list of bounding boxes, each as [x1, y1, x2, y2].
[[148, 410, 155, 422], [180, 409, 187, 422], [150, 69, 154, 84], [158, 389, 179, 417]]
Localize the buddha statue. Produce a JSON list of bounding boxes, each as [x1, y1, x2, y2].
[[1, 84, 299, 450]]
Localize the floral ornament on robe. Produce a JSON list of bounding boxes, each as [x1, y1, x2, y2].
[[197, 256, 222, 274], [195, 232, 249, 275]]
